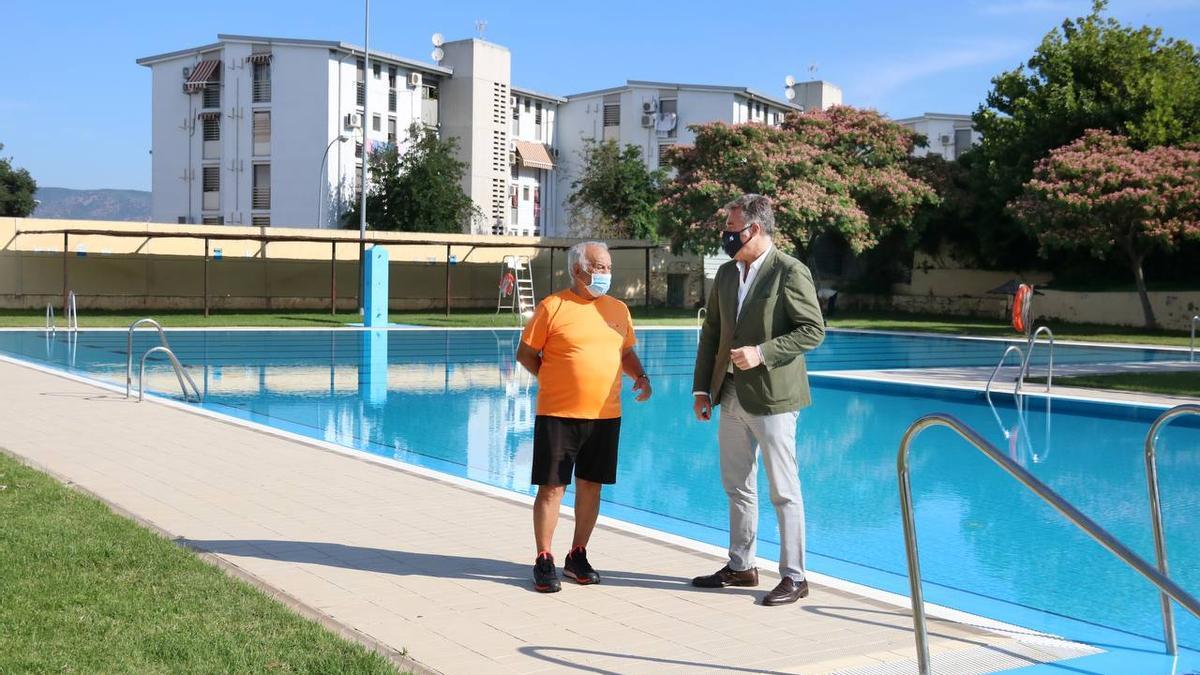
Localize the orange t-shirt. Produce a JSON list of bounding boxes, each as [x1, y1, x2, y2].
[[520, 290, 637, 419]]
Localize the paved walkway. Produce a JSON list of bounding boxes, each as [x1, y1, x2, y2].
[[0, 360, 1095, 674], [821, 361, 1200, 408]]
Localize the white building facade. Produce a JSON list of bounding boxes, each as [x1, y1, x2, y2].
[[894, 112, 981, 160], [138, 35, 450, 228], [549, 79, 840, 236]]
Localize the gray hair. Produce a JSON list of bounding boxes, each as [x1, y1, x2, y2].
[[724, 194, 775, 234], [567, 241, 608, 276]]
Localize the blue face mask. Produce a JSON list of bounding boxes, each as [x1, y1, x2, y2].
[[587, 272, 612, 297]]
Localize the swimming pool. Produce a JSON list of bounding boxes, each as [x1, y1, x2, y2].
[[2, 327, 1197, 667]]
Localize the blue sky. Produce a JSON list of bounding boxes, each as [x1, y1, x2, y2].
[[1, 0, 1197, 191]]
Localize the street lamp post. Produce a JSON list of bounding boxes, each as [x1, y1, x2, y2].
[[358, 0, 371, 314], [317, 135, 349, 227]]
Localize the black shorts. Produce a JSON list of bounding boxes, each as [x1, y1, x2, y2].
[[531, 416, 621, 486]]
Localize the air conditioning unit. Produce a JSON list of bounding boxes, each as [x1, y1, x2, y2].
[[183, 66, 191, 79], [509, 151, 517, 165], [409, 72, 422, 88], [642, 99, 657, 114], [640, 114, 655, 128], [344, 113, 363, 129], [940, 134, 952, 145], [510, 96, 518, 109]]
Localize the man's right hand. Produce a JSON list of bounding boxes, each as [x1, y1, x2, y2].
[[693, 394, 712, 422]]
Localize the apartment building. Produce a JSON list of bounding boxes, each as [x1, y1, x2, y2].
[[894, 112, 981, 160], [138, 33, 842, 238], [549, 79, 840, 236], [138, 34, 562, 233]]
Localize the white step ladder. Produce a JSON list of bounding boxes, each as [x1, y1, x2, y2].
[[496, 255, 537, 324]]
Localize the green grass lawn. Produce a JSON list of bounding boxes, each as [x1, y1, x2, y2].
[[0, 451, 402, 675], [1, 307, 1193, 347], [1027, 372, 1200, 398]]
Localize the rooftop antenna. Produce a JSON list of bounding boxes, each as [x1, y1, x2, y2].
[[475, 20, 488, 39]]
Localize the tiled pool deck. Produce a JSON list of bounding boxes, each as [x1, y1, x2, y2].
[[1, 356, 1111, 674]]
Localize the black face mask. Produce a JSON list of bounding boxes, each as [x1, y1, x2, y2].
[[721, 225, 753, 258]]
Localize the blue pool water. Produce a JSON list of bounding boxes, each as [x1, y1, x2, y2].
[[2, 327, 1198, 667]]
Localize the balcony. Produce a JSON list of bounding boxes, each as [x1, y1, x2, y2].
[[252, 79, 271, 103], [252, 186, 271, 210]]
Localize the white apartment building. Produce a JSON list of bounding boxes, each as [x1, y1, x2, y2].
[[138, 34, 561, 233], [138, 34, 843, 238], [894, 112, 981, 160], [549, 79, 841, 236]]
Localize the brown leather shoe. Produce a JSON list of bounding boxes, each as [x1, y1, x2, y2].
[[761, 577, 809, 606], [691, 565, 759, 588]]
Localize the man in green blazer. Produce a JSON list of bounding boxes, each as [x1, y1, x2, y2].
[[690, 194, 825, 606]]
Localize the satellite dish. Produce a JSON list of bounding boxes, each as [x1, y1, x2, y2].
[[784, 74, 796, 87], [431, 33, 444, 47], [785, 88, 796, 101], [431, 47, 445, 62]]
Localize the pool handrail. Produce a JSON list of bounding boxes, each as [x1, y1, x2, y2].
[[126, 318, 185, 399], [1190, 315, 1197, 362], [1020, 326, 1054, 394], [1144, 403, 1200, 655], [66, 290, 79, 333], [985, 344, 1024, 413], [137, 345, 202, 402], [898, 413, 1200, 675]]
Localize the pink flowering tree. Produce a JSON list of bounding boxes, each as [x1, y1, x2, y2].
[[1011, 129, 1200, 328], [658, 106, 939, 265]]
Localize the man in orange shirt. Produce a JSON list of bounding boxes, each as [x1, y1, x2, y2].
[[516, 241, 652, 593]]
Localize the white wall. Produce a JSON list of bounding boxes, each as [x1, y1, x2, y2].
[[149, 54, 198, 225], [902, 117, 981, 159]]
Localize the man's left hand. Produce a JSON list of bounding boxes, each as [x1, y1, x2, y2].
[[730, 346, 763, 371], [633, 376, 653, 402]]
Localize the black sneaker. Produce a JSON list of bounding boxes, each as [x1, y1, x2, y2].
[[533, 552, 561, 593], [563, 546, 601, 585]]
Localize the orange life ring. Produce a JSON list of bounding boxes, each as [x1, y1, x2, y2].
[[1012, 284, 1032, 334], [499, 271, 516, 297]]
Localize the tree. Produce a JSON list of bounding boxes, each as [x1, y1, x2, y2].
[[344, 124, 479, 232], [967, 0, 1200, 267], [567, 140, 665, 239], [1011, 130, 1200, 328], [659, 107, 938, 267], [0, 143, 37, 217]]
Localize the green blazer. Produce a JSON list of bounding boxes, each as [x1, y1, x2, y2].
[[693, 247, 825, 415]]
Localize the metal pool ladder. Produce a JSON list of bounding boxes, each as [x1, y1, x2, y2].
[[126, 318, 202, 402], [1190, 315, 1198, 362], [897, 413, 1200, 675]]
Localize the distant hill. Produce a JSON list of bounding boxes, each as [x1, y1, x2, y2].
[[31, 187, 151, 222]]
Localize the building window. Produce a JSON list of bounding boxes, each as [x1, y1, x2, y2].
[[252, 61, 271, 103], [524, 98, 531, 113], [252, 164, 270, 210], [510, 185, 519, 225], [659, 98, 677, 138], [373, 62, 381, 79], [355, 142, 363, 159], [202, 165, 219, 211], [354, 164, 363, 202], [603, 103, 620, 127], [421, 84, 439, 127], [387, 66, 396, 88], [252, 111, 270, 156], [356, 59, 366, 107], [372, 114, 381, 132], [387, 117, 397, 145], [523, 186, 530, 201], [251, 215, 270, 227], [954, 128, 973, 159], [201, 216, 224, 225], [534, 101, 543, 140]]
